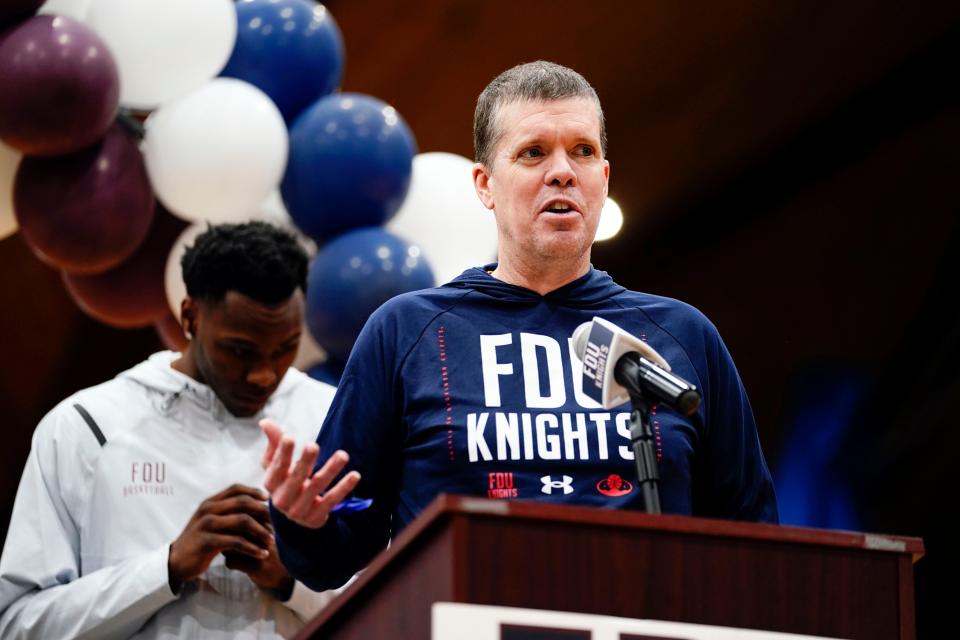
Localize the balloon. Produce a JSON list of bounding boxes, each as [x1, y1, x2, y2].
[[63, 209, 188, 328], [143, 78, 288, 223], [388, 152, 498, 284], [221, 0, 344, 124], [39, 0, 91, 19], [14, 124, 155, 274], [306, 360, 342, 387], [305, 228, 434, 363], [0, 15, 119, 156], [86, 0, 237, 110], [1, 142, 21, 240], [164, 222, 206, 319], [255, 189, 317, 256], [282, 93, 416, 243], [155, 312, 189, 352], [0, 1, 43, 28]]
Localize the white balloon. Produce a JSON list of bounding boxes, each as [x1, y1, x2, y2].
[[164, 223, 206, 320], [144, 78, 288, 224], [39, 0, 92, 20], [86, 0, 236, 110], [253, 190, 317, 257], [0, 142, 22, 241], [388, 152, 498, 284]]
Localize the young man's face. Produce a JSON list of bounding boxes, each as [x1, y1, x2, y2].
[[185, 290, 303, 417], [473, 97, 610, 269]]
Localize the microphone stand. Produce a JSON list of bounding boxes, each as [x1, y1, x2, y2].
[[627, 389, 661, 514]]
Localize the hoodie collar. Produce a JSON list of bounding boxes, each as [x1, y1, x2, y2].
[[120, 351, 298, 421], [444, 263, 625, 308]]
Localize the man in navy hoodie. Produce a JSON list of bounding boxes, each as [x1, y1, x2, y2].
[[262, 61, 779, 591]]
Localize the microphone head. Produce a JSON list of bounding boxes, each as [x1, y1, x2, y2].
[[571, 321, 593, 359]]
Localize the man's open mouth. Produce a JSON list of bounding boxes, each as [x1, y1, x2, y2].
[[542, 199, 578, 214]]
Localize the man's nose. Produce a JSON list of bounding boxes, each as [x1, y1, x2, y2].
[[544, 151, 577, 187], [247, 364, 277, 389]]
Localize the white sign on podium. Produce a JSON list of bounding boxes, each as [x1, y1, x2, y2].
[[432, 603, 845, 640]]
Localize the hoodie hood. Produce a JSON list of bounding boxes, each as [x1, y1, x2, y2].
[[444, 263, 626, 308], [119, 351, 304, 421]]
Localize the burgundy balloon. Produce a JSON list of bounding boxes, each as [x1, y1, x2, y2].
[[15, 123, 156, 274], [0, 15, 119, 156], [0, 1, 43, 28], [63, 209, 188, 328], [155, 313, 189, 352]]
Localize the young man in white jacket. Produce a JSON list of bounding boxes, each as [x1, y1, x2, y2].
[[0, 222, 336, 639]]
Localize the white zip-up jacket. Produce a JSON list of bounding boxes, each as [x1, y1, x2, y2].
[[0, 351, 337, 639]]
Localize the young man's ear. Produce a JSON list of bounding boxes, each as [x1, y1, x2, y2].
[[180, 297, 197, 340]]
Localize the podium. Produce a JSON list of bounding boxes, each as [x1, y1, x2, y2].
[[295, 495, 924, 639]]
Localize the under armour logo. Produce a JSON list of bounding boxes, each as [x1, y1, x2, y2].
[[541, 475, 573, 495]]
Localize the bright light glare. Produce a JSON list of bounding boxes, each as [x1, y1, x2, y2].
[[594, 197, 623, 242]]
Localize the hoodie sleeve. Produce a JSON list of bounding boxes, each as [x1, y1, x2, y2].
[[692, 319, 779, 523], [271, 302, 409, 591], [0, 405, 178, 639]]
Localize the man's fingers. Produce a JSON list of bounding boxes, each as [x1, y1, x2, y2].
[[204, 483, 268, 505], [202, 494, 271, 525], [286, 468, 331, 520], [320, 471, 362, 510], [263, 435, 296, 493], [223, 551, 260, 573], [260, 419, 283, 470], [302, 471, 362, 528], [271, 443, 319, 511], [283, 450, 348, 519], [204, 533, 270, 559], [306, 450, 350, 498], [211, 512, 273, 545], [288, 443, 320, 487]]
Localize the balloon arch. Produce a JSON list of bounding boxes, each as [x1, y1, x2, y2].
[[0, 0, 499, 382]]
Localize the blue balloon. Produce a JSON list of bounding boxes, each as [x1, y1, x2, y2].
[[306, 228, 434, 363], [306, 360, 343, 386], [282, 93, 417, 243], [221, 0, 344, 124]]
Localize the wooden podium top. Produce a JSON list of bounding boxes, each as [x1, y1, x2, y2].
[[301, 494, 924, 639]]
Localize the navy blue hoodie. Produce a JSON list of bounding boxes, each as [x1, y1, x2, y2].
[[272, 267, 778, 590]]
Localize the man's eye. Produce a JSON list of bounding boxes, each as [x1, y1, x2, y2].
[[228, 346, 256, 359], [575, 145, 595, 157], [520, 148, 543, 159], [273, 343, 298, 359]]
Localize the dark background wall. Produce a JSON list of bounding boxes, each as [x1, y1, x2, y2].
[[1, 2, 957, 636]]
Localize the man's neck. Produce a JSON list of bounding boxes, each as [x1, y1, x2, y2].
[[170, 349, 200, 383], [490, 254, 591, 296]]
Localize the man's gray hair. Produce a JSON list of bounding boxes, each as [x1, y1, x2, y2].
[[473, 60, 606, 168]]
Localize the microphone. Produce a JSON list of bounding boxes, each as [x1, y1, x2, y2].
[[572, 318, 701, 415]]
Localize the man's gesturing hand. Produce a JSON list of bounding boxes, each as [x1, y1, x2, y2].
[[261, 418, 361, 529], [167, 484, 275, 593]]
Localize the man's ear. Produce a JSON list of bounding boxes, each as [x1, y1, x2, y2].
[[472, 163, 495, 210], [180, 297, 198, 340], [603, 158, 610, 199]]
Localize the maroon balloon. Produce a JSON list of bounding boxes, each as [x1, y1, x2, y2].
[[0, 1, 43, 28], [0, 15, 119, 156], [15, 123, 156, 274], [155, 312, 189, 352], [62, 208, 188, 328]]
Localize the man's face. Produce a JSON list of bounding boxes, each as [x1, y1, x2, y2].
[[473, 97, 610, 268], [184, 290, 303, 417]]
